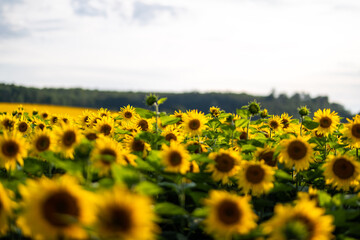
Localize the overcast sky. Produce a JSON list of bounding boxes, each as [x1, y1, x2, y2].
[[0, 0, 359, 114]]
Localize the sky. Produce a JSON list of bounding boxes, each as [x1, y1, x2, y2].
[[0, 0, 359, 114]]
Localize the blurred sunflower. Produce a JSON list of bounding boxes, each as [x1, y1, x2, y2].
[[160, 141, 190, 174], [34, 119, 47, 131], [94, 187, 159, 240], [237, 161, 274, 196], [255, 146, 277, 168], [15, 116, 31, 135], [82, 128, 99, 141], [0, 114, 17, 131], [91, 137, 123, 176], [0, 131, 28, 170], [279, 136, 315, 171], [17, 176, 95, 240], [0, 183, 15, 235], [30, 129, 54, 155], [268, 115, 282, 132], [54, 124, 82, 159], [313, 109, 340, 136], [123, 135, 151, 158], [161, 125, 184, 143], [209, 106, 221, 118], [342, 115, 360, 148], [118, 149, 138, 166], [95, 116, 115, 137], [170, 110, 184, 126], [97, 108, 112, 118], [182, 110, 207, 136], [280, 113, 296, 132], [297, 186, 319, 202], [262, 199, 334, 240], [136, 118, 154, 132], [119, 105, 140, 126], [206, 149, 241, 184], [40, 111, 49, 120], [203, 190, 258, 240], [234, 127, 249, 142], [323, 154, 360, 191], [186, 140, 208, 153], [49, 114, 59, 126], [77, 110, 92, 128]]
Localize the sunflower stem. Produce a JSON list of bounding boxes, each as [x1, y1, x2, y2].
[[357, 148, 359, 160], [324, 138, 327, 160], [246, 116, 252, 140], [300, 116, 304, 136], [155, 102, 159, 133]]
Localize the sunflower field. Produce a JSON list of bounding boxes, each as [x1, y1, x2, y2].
[[1, 98, 360, 240]]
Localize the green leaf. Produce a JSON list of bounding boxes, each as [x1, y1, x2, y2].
[[236, 109, 250, 118], [192, 208, 208, 218], [302, 120, 319, 130], [234, 119, 248, 128], [318, 191, 332, 207], [155, 202, 188, 215], [111, 165, 140, 185], [157, 97, 167, 105], [160, 116, 180, 126], [135, 181, 163, 196], [135, 108, 155, 119], [275, 170, 293, 181]]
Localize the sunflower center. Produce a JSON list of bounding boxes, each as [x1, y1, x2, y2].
[[1, 140, 19, 158], [287, 140, 307, 160], [320, 117, 332, 128], [270, 120, 279, 129], [215, 153, 235, 172], [42, 113, 48, 119], [38, 123, 45, 130], [217, 200, 241, 225], [62, 131, 76, 147], [169, 151, 182, 166], [83, 116, 89, 123], [52, 117, 58, 124], [124, 111, 132, 119], [138, 120, 149, 131], [100, 124, 112, 136], [188, 119, 200, 130], [351, 124, 360, 138], [104, 205, 132, 233], [85, 133, 97, 141], [18, 122, 28, 132], [36, 136, 50, 152], [100, 148, 117, 165], [282, 119, 289, 129], [239, 131, 247, 140], [63, 118, 68, 124], [246, 165, 265, 184], [259, 151, 277, 167], [3, 119, 15, 130], [132, 140, 145, 152], [165, 133, 177, 142], [42, 191, 80, 228], [332, 158, 355, 179]]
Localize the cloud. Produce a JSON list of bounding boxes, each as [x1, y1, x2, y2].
[[0, 0, 28, 38], [132, 1, 178, 23], [71, 0, 107, 17]]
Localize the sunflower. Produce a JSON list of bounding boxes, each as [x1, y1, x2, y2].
[[262, 198, 334, 240], [279, 136, 315, 171], [30, 129, 54, 155], [280, 113, 296, 132], [0, 131, 28, 170], [118, 149, 138, 166], [342, 115, 360, 148], [161, 125, 184, 143], [49, 114, 59, 126], [95, 116, 115, 137], [323, 154, 360, 191], [136, 118, 154, 132], [234, 126, 252, 142], [40, 111, 49, 120], [182, 110, 207, 136], [0, 114, 17, 131], [82, 128, 99, 141], [186, 140, 208, 153], [255, 146, 278, 168], [206, 149, 241, 184], [90, 137, 123, 176], [203, 190, 258, 240], [94, 187, 159, 240], [15, 117, 31, 135], [59, 114, 72, 125], [77, 110, 92, 128], [17, 176, 95, 240], [54, 124, 82, 159], [118, 105, 140, 126], [237, 161, 275, 196], [160, 141, 190, 174], [34, 119, 47, 131], [123, 135, 151, 158], [313, 109, 340, 136], [297, 186, 319, 202], [171, 110, 184, 126], [268, 115, 282, 132], [0, 183, 15, 235], [97, 108, 112, 118], [209, 106, 221, 118]]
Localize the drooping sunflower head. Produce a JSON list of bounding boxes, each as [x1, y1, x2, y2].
[[160, 141, 190, 174], [17, 176, 96, 240], [313, 109, 340, 136], [238, 161, 275, 196], [0, 183, 15, 235], [182, 110, 208, 136], [0, 131, 28, 170], [255, 146, 277, 168], [323, 154, 360, 191], [54, 124, 82, 159], [262, 199, 334, 240], [342, 115, 360, 148], [119, 105, 140, 126], [95, 116, 115, 137], [94, 187, 159, 240], [207, 149, 241, 184], [90, 136, 122, 176], [279, 136, 314, 172], [30, 129, 54, 155], [203, 190, 258, 240]]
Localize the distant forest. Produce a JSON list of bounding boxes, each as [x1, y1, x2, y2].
[[0, 83, 355, 119]]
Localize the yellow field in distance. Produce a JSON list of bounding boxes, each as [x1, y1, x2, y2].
[[0, 102, 98, 117]]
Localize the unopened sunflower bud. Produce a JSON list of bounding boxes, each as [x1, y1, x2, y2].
[[248, 100, 261, 115], [260, 109, 268, 118], [298, 106, 310, 117], [145, 94, 158, 106]]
